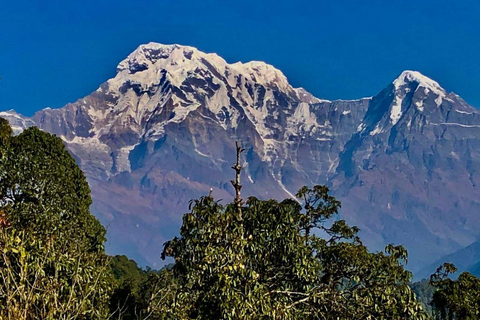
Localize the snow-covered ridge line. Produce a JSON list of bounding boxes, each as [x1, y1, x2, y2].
[[115, 42, 312, 96], [1, 42, 467, 177], [0, 110, 35, 135], [329, 96, 373, 103]]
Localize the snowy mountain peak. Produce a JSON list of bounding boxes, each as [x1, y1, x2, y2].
[[384, 70, 449, 125], [29, 42, 329, 179], [231, 60, 290, 89], [115, 43, 226, 87], [393, 70, 446, 96], [114, 42, 301, 94], [357, 71, 458, 134]]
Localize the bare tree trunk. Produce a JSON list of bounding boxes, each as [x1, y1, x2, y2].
[[230, 141, 245, 220]]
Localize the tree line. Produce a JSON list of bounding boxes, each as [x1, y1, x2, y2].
[[0, 117, 478, 319]]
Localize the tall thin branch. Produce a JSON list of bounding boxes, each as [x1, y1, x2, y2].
[[230, 141, 245, 220]]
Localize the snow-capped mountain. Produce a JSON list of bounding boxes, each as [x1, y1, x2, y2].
[[3, 43, 480, 273], [0, 110, 35, 134], [333, 70, 480, 270]]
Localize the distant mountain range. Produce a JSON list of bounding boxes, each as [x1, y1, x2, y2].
[[418, 239, 480, 279], [2, 43, 480, 275]]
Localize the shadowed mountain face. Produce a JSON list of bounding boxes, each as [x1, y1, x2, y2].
[[2, 43, 480, 273], [418, 239, 480, 279]]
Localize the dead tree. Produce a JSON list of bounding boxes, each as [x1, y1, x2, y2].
[[230, 141, 245, 220]]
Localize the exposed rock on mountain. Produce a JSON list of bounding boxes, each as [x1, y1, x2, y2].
[[2, 44, 480, 273], [333, 71, 480, 271]]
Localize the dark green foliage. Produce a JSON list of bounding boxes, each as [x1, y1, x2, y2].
[[0, 118, 12, 190], [0, 121, 111, 319], [109, 255, 149, 319], [430, 263, 480, 319], [161, 186, 428, 319], [110, 255, 146, 291], [108, 255, 176, 320], [1, 126, 105, 251], [0, 117, 12, 150]]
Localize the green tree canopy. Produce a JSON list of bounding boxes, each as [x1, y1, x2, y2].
[[0, 126, 105, 251], [430, 263, 480, 319], [160, 185, 428, 319], [0, 120, 111, 319], [0, 117, 12, 150]]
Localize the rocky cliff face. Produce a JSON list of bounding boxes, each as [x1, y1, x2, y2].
[[2, 44, 480, 272], [333, 71, 480, 270]]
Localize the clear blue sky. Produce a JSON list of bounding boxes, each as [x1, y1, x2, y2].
[[1, 0, 480, 116]]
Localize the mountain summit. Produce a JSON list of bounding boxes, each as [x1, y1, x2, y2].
[[2, 44, 480, 274], [116, 42, 302, 94], [393, 70, 445, 93]]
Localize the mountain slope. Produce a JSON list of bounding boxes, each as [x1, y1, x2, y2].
[[419, 239, 480, 279], [2, 44, 480, 273], [332, 71, 480, 271]]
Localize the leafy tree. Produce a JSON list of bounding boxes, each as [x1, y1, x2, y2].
[[0, 117, 12, 152], [411, 279, 435, 316], [0, 121, 112, 319], [134, 268, 178, 320], [109, 255, 154, 319], [159, 144, 428, 319], [109, 255, 145, 318], [111, 256, 146, 284], [1, 126, 105, 250], [430, 263, 480, 319], [108, 255, 178, 320]]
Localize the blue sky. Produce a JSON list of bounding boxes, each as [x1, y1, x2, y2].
[[1, 0, 480, 116]]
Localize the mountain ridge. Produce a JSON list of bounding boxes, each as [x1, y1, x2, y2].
[[2, 43, 480, 274]]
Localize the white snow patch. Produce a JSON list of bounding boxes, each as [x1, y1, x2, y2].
[[394, 70, 447, 112], [114, 145, 136, 173], [370, 124, 383, 135], [295, 87, 330, 103], [289, 102, 317, 132], [432, 123, 480, 128], [334, 97, 372, 102], [415, 99, 424, 112], [327, 154, 338, 173], [356, 122, 366, 133], [390, 94, 403, 125], [274, 175, 297, 200], [0, 111, 36, 134], [194, 149, 210, 158], [455, 110, 473, 115]]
